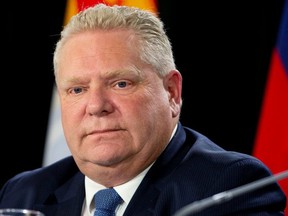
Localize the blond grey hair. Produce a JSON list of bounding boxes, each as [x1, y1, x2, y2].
[[53, 3, 176, 78]]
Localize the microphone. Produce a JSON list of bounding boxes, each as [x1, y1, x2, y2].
[[173, 169, 288, 216]]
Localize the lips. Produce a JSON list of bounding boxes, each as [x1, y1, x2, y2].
[[87, 128, 125, 136], [88, 129, 118, 134]]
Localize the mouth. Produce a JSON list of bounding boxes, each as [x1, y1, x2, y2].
[[87, 128, 123, 136]]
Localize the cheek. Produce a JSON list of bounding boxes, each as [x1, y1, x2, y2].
[[60, 101, 84, 134], [61, 108, 83, 152], [61, 97, 85, 117], [128, 88, 170, 122]]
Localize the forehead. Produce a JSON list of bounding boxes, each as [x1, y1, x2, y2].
[[63, 29, 138, 53], [56, 30, 155, 80], [59, 30, 141, 65]]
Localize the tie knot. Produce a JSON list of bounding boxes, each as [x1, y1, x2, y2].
[[94, 188, 122, 216]]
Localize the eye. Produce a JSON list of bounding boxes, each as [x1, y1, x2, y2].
[[115, 81, 130, 89], [70, 87, 83, 94]]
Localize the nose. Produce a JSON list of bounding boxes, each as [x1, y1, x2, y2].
[[86, 88, 114, 116]]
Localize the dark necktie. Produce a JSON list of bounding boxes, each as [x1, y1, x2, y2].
[[94, 188, 122, 216]]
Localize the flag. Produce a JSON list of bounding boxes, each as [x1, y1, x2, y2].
[[43, 0, 158, 166], [253, 0, 288, 211]]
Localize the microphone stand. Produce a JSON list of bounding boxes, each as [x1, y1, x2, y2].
[[173, 169, 288, 216]]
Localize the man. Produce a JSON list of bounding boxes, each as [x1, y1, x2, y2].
[[0, 3, 286, 216]]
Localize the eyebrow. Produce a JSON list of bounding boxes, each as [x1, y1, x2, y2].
[[103, 66, 143, 79]]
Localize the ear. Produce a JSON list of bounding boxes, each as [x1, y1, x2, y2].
[[164, 70, 182, 117]]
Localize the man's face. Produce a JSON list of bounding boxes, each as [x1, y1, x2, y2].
[[56, 29, 182, 181]]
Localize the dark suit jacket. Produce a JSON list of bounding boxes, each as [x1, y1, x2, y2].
[[0, 123, 286, 215]]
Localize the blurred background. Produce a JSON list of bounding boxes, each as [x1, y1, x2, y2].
[[1, 0, 286, 191]]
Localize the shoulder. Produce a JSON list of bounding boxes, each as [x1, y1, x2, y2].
[[175, 126, 276, 193], [163, 126, 286, 214], [6, 156, 78, 185], [0, 156, 81, 205], [183, 126, 267, 169]]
